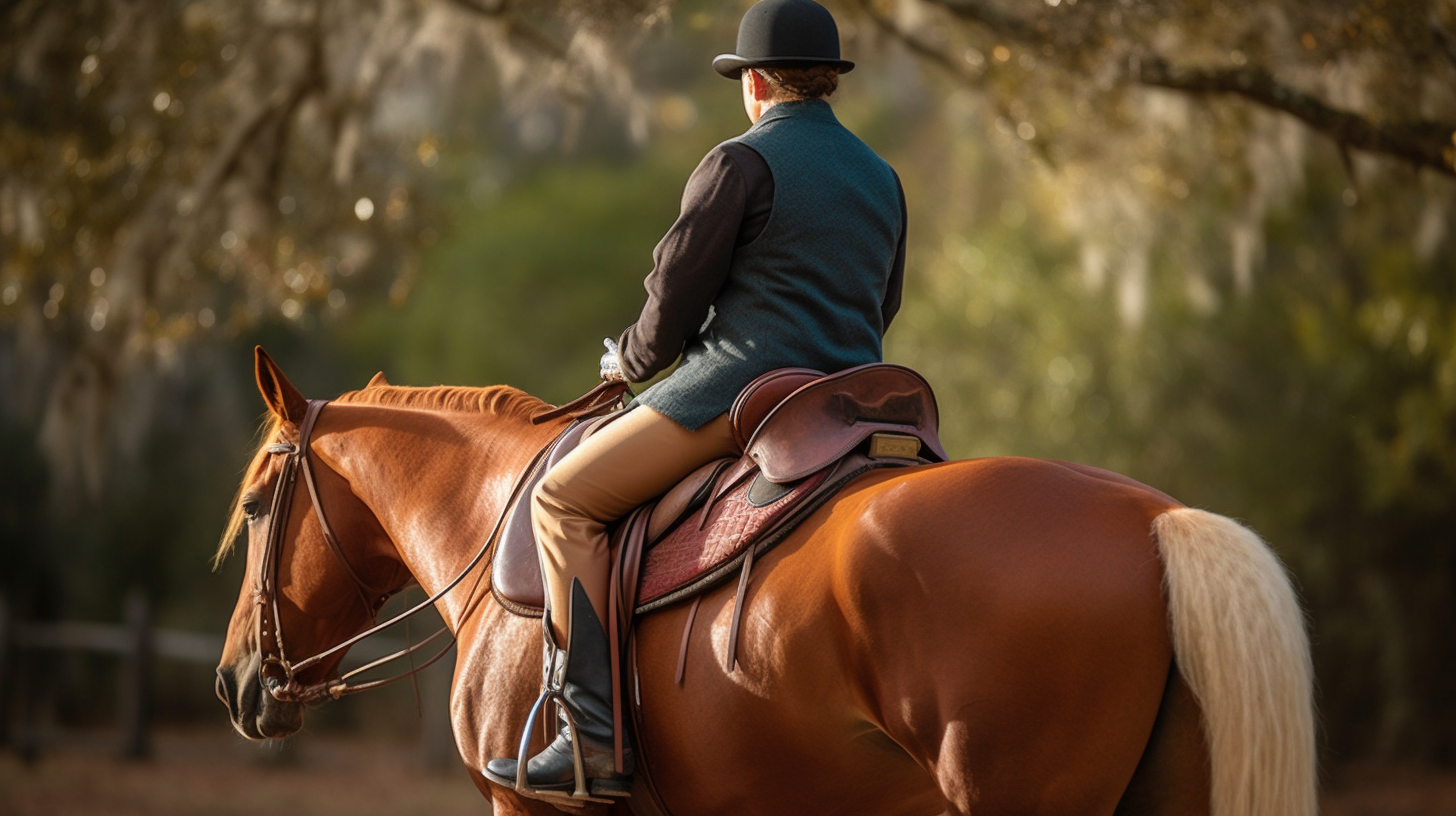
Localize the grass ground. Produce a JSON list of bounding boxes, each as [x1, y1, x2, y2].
[[2, 726, 1454, 815], [0, 726, 488, 816]]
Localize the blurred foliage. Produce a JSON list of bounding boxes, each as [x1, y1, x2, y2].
[[344, 158, 687, 401], [0, 0, 1453, 769], [0, 0, 666, 510], [893, 136, 1456, 760]]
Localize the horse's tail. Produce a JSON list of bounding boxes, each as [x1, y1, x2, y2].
[[1152, 508, 1316, 816]]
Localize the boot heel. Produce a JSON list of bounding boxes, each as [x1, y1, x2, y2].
[[588, 777, 633, 798]]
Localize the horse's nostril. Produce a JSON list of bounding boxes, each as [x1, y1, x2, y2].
[[216, 667, 236, 713]]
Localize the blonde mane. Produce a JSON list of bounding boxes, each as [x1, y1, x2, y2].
[[213, 383, 550, 568]]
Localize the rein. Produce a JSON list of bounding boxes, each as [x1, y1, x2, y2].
[[252, 399, 551, 705]]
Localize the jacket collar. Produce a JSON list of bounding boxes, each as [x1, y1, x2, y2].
[[750, 98, 837, 130]]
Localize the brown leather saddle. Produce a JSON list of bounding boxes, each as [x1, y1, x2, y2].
[[490, 363, 948, 622]]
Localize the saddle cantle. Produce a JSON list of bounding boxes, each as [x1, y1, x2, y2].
[[742, 362, 947, 481], [488, 363, 947, 618]]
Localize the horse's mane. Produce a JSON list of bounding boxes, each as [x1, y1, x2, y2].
[[213, 383, 550, 568], [332, 383, 548, 420]]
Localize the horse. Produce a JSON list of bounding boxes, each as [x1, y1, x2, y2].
[[214, 346, 1316, 816]]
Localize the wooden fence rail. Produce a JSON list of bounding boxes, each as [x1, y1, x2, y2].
[[0, 592, 454, 764]]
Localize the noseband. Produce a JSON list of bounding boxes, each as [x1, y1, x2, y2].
[[252, 399, 545, 705]]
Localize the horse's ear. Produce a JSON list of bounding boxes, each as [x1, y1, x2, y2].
[[366, 371, 389, 388], [254, 346, 309, 424]]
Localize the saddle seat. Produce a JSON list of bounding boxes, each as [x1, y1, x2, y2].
[[489, 363, 948, 618]]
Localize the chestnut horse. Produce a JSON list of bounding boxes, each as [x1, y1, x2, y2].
[[215, 347, 1315, 816]]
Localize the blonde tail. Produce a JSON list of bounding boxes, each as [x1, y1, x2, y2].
[[1153, 508, 1317, 816]]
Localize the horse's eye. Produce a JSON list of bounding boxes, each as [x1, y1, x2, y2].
[[242, 498, 261, 520]]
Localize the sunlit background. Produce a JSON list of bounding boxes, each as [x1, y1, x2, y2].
[[2, 0, 1454, 813]]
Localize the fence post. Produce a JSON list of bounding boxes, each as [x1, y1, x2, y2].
[[120, 589, 153, 759], [0, 595, 11, 749]]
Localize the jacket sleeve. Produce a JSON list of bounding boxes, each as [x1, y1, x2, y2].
[[617, 145, 748, 383]]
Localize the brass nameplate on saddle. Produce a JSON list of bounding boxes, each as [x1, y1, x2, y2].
[[868, 432, 921, 460]]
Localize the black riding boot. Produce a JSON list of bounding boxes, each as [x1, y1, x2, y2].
[[484, 580, 634, 799]]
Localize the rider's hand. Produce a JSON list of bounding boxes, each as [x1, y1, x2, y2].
[[599, 338, 626, 383]]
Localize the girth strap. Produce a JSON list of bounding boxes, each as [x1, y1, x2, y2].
[[725, 544, 756, 673], [674, 597, 702, 686]]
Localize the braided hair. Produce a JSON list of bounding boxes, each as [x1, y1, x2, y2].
[[755, 64, 840, 100]]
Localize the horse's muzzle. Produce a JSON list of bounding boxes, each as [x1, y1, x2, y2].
[[216, 655, 304, 740]]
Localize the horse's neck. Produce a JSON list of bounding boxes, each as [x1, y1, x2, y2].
[[322, 403, 563, 772], [322, 404, 561, 631]]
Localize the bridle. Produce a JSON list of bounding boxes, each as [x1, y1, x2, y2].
[[249, 380, 630, 706], [251, 399, 540, 705]]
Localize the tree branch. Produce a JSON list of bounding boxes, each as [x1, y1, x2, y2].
[[439, 0, 505, 16], [857, 1, 1059, 167], [1138, 58, 1455, 177], [437, 0, 569, 60], [186, 44, 324, 212], [913, 0, 1456, 177], [855, 0, 984, 85], [939, 0, 1045, 45], [1430, 14, 1456, 71]]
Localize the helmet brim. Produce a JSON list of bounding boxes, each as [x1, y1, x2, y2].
[[712, 53, 856, 79]]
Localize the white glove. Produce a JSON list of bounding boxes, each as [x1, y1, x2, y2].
[[599, 337, 626, 383]]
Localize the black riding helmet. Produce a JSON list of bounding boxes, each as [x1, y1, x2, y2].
[[712, 0, 855, 78]]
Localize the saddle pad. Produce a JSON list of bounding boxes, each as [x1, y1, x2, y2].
[[489, 416, 919, 618], [491, 450, 867, 618], [635, 466, 830, 607]]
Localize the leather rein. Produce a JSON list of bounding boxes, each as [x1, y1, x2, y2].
[[251, 381, 629, 706], [252, 399, 543, 705]]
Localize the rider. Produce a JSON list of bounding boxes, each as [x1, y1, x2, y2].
[[485, 0, 907, 798]]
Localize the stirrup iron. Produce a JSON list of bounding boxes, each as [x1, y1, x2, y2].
[[495, 586, 631, 807], [511, 687, 615, 806]]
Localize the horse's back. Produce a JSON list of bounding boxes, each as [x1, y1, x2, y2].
[[823, 456, 1179, 649]]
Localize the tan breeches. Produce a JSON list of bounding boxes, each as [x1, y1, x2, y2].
[[532, 406, 739, 645]]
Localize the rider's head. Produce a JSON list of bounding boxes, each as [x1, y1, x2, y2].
[[712, 0, 854, 122]]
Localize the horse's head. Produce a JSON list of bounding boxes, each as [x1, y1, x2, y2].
[[215, 347, 405, 740]]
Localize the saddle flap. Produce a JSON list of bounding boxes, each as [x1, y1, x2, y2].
[[491, 417, 601, 615], [745, 363, 948, 483], [645, 458, 735, 544]]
